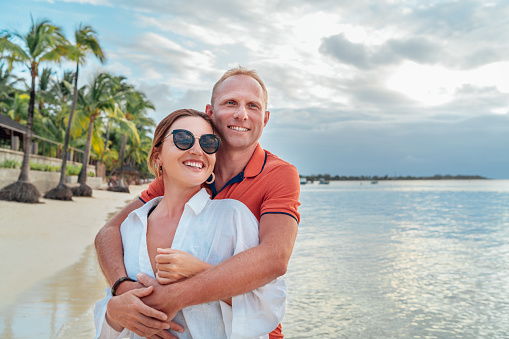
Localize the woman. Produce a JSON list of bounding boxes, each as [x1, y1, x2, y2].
[[94, 109, 286, 339]]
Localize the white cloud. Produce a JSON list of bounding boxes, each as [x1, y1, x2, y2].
[[387, 61, 509, 106], [492, 107, 508, 115]]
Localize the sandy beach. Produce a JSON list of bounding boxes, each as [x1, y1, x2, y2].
[[0, 184, 148, 337]]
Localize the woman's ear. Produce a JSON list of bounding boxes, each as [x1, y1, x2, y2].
[[152, 149, 161, 166]]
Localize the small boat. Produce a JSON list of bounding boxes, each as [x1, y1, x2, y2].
[[371, 180, 378, 184], [300, 177, 307, 185], [319, 178, 330, 184]]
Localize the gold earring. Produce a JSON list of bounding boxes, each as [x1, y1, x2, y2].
[[205, 172, 215, 184]]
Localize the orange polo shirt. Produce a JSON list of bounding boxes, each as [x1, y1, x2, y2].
[[140, 143, 301, 338]]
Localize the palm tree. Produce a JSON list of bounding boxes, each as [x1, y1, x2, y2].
[[45, 24, 105, 200], [0, 65, 25, 114], [109, 88, 154, 192], [0, 18, 66, 203], [5, 92, 30, 124], [71, 72, 114, 196], [33, 68, 61, 144]]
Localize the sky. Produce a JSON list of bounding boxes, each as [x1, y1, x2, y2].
[[1, 0, 509, 178]]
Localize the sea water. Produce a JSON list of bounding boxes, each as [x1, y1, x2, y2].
[[282, 180, 509, 338], [1, 180, 508, 338]]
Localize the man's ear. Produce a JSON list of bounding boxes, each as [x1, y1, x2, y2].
[[205, 104, 213, 118], [263, 110, 270, 127]]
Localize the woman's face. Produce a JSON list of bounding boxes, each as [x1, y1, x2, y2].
[[156, 116, 216, 187]]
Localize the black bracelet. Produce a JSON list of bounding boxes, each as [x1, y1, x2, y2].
[[111, 276, 136, 296]]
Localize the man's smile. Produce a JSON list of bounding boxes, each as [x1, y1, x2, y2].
[[228, 126, 250, 132]]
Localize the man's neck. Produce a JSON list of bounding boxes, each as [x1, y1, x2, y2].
[[214, 143, 258, 191]]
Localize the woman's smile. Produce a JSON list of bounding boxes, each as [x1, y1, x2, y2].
[[182, 160, 205, 170]]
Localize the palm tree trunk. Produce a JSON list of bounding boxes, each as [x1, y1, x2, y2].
[[58, 64, 79, 186], [18, 68, 36, 182], [100, 120, 110, 163], [118, 134, 127, 186], [78, 116, 94, 184]]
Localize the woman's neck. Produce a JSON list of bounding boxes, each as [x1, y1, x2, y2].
[[159, 178, 201, 219]]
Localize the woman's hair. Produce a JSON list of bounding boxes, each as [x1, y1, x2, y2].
[[147, 109, 216, 177]]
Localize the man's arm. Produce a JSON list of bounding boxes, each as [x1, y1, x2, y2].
[[95, 198, 144, 293], [140, 213, 298, 315]]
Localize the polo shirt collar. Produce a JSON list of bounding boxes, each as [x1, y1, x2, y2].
[[208, 143, 267, 197], [244, 143, 267, 178]]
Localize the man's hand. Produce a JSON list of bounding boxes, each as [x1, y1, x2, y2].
[[137, 273, 182, 321], [106, 285, 184, 337], [155, 248, 212, 284]]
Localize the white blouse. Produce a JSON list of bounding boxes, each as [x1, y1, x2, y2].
[[94, 188, 286, 339]]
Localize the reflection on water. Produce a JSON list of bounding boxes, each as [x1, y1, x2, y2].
[[0, 245, 106, 338], [2, 180, 509, 338], [282, 180, 509, 338]]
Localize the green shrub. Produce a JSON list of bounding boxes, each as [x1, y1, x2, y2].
[[30, 162, 44, 171], [0, 139, 10, 149], [0, 159, 21, 169], [44, 164, 59, 172], [66, 164, 82, 176], [87, 171, 95, 177]]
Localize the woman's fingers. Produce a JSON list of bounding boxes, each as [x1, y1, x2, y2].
[[155, 253, 173, 264], [157, 247, 175, 254], [156, 263, 174, 274]]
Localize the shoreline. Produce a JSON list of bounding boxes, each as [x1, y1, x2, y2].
[[0, 184, 147, 310]]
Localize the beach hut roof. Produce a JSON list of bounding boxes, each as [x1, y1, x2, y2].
[[0, 114, 28, 134]]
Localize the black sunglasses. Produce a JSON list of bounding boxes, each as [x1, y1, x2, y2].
[[158, 129, 220, 154]]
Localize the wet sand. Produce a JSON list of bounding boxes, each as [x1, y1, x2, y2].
[[0, 185, 148, 338]]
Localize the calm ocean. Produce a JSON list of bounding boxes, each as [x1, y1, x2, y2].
[[2, 180, 508, 338], [282, 180, 509, 338]]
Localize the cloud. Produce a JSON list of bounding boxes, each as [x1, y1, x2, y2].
[[387, 61, 509, 106], [320, 33, 442, 69], [320, 34, 371, 69], [108, 32, 217, 90]]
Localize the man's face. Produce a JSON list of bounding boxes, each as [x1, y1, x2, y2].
[[207, 75, 270, 152]]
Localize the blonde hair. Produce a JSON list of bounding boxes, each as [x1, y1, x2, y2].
[[148, 109, 216, 177], [211, 66, 268, 109]]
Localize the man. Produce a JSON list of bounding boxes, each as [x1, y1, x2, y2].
[[95, 66, 300, 338]]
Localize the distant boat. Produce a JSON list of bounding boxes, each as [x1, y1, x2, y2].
[[371, 180, 378, 184], [300, 177, 307, 185], [319, 178, 330, 184]]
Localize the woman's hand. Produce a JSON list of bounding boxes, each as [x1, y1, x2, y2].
[[155, 248, 212, 284], [105, 286, 184, 337]]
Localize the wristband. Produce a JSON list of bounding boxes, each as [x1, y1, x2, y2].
[[111, 276, 136, 296]]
